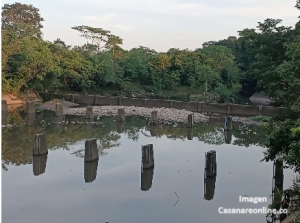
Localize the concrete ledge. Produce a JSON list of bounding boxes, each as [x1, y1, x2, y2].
[[38, 92, 285, 117]]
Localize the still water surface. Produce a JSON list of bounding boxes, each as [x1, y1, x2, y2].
[[2, 111, 295, 223]]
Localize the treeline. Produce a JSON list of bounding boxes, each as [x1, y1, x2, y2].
[[1, 2, 297, 103]]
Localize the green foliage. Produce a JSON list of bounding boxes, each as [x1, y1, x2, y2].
[[250, 115, 272, 122]]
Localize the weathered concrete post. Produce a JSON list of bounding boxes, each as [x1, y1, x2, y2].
[[142, 144, 154, 169], [2, 100, 8, 112], [224, 116, 233, 131], [141, 167, 154, 191], [84, 160, 99, 183], [26, 113, 35, 126], [33, 133, 48, 155], [205, 150, 217, 177], [187, 128, 193, 140], [258, 105, 263, 116], [187, 114, 194, 128], [55, 103, 64, 116], [26, 101, 35, 114], [273, 157, 284, 191], [204, 175, 216, 200], [33, 154, 48, 176], [86, 106, 94, 119], [117, 108, 125, 122], [224, 130, 232, 144], [84, 139, 99, 162], [150, 111, 158, 125]]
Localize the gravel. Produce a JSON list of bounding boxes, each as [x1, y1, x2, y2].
[[66, 106, 209, 123]]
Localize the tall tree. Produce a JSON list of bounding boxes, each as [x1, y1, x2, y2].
[[1, 2, 44, 38]]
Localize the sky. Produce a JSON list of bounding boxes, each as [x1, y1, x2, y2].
[[2, 0, 299, 52]]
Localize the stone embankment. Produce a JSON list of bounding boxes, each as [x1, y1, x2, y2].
[[37, 100, 264, 125]]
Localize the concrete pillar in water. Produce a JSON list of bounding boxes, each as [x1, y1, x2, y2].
[[33, 154, 48, 176], [273, 157, 284, 191], [224, 130, 232, 144], [204, 175, 216, 200], [224, 116, 233, 131], [188, 114, 194, 128], [141, 167, 154, 191], [2, 100, 8, 112], [117, 108, 125, 122], [55, 103, 64, 116], [26, 101, 35, 114], [26, 113, 35, 126], [117, 121, 125, 133], [84, 160, 98, 183], [187, 128, 193, 140], [142, 144, 154, 169], [33, 133, 48, 155], [84, 139, 99, 162], [86, 106, 94, 119], [150, 126, 158, 137], [150, 111, 158, 125], [205, 150, 217, 177]]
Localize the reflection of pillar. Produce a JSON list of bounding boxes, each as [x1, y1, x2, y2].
[[33, 133, 48, 155], [150, 126, 158, 137], [26, 101, 35, 114], [26, 113, 35, 126], [272, 157, 284, 211], [187, 128, 193, 140], [55, 115, 65, 123], [2, 100, 8, 112], [2, 111, 8, 125], [224, 116, 233, 131], [204, 175, 216, 200], [141, 166, 154, 191], [188, 114, 194, 128], [55, 103, 64, 116], [142, 144, 154, 169], [274, 157, 284, 191], [84, 160, 98, 183], [117, 121, 125, 133], [85, 139, 99, 162], [117, 109, 125, 122], [205, 150, 217, 177], [150, 111, 158, 125], [224, 130, 232, 144], [33, 154, 48, 176], [86, 106, 94, 119]]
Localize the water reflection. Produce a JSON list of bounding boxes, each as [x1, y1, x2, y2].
[[204, 176, 216, 200], [84, 160, 99, 183], [117, 121, 125, 133], [33, 154, 48, 176], [2, 110, 296, 223], [187, 128, 193, 140], [2, 111, 8, 125], [26, 113, 35, 126], [149, 126, 158, 137], [224, 129, 232, 144], [141, 167, 154, 191]]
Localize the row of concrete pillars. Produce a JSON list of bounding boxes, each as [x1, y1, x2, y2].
[[31, 135, 285, 200]]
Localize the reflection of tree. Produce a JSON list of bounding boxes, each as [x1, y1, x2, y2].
[[2, 111, 267, 171], [232, 124, 267, 147]]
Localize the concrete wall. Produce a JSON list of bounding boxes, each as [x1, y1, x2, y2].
[[38, 92, 285, 116]]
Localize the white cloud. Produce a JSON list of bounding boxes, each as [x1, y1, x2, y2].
[[113, 24, 133, 31]]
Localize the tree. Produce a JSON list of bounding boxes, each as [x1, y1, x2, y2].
[[72, 26, 123, 54], [1, 2, 44, 38]]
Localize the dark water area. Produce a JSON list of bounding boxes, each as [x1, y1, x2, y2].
[[2, 110, 295, 223]]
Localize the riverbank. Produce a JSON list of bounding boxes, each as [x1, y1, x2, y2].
[[37, 100, 264, 125]]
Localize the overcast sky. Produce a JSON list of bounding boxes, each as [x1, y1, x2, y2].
[[2, 0, 299, 52]]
